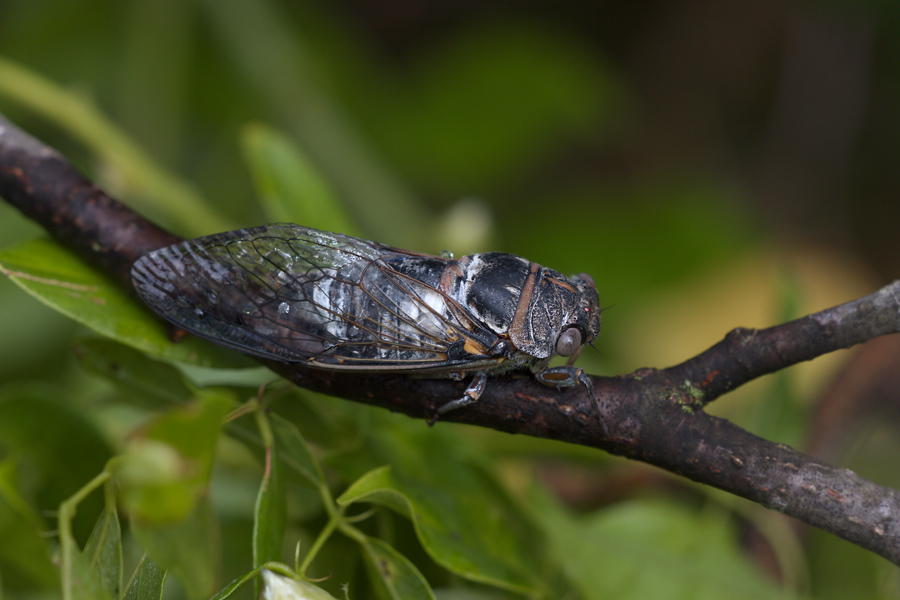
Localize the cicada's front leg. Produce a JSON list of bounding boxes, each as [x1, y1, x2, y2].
[[429, 371, 488, 426], [536, 366, 607, 435]]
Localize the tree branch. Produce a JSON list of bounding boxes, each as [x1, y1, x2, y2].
[[0, 114, 180, 285], [3, 112, 900, 564]]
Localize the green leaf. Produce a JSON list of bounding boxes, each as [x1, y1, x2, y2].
[[116, 389, 233, 523], [337, 422, 548, 595], [0, 237, 251, 368], [538, 497, 799, 600], [253, 439, 287, 570], [131, 498, 219, 600], [82, 507, 123, 599], [135, 388, 232, 466], [0, 459, 59, 589], [221, 408, 328, 532], [73, 338, 193, 406], [123, 554, 167, 600], [241, 123, 357, 235], [63, 538, 114, 600], [270, 414, 327, 490], [205, 1, 424, 246], [359, 536, 436, 600], [339, 466, 406, 514]]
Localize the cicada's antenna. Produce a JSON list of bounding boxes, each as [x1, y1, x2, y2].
[[583, 303, 614, 359]]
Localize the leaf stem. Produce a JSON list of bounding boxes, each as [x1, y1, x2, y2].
[[299, 508, 344, 577]]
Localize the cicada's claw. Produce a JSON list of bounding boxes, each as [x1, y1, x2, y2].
[[429, 372, 488, 426], [536, 366, 607, 436]]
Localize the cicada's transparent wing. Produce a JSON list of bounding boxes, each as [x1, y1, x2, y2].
[[131, 224, 501, 370]]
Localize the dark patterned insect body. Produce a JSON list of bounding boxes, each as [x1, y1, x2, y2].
[[131, 224, 602, 424]]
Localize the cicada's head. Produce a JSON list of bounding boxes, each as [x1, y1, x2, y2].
[[503, 264, 602, 362], [554, 273, 602, 359]]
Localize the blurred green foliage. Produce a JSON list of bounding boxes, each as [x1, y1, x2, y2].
[[2, 1, 899, 599]]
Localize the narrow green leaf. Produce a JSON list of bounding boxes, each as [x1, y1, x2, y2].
[[338, 467, 407, 517], [82, 507, 123, 600], [270, 414, 327, 489], [206, 0, 428, 243], [253, 441, 287, 569], [123, 554, 167, 600], [0, 238, 250, 368], [64, 540, 114, 600], [131, 498, 219, 600], [208, 565, 266, 600], [359, 537, 436, 600], [241, 123, 356, 234]]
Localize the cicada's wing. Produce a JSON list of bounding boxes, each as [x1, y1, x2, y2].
[[131, 224, 502, 370]]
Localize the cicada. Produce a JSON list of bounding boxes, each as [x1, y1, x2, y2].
[[131, 224, 602, 424]]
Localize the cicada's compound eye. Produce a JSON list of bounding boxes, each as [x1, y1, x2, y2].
[[555, 327, 582, 357]]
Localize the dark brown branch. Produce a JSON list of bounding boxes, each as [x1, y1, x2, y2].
[[3, 112, 900, 565], [0, 115, 180, 286], [667, 293, 900, 408]]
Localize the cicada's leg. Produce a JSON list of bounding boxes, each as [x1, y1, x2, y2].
[[536, 366, 607, 436], [429, 371, 488, 426]]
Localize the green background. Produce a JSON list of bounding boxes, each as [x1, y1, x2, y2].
[[1, 1, 900, 598]]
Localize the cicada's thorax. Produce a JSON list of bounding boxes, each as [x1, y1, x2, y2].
[[390, 252, 590, 369]]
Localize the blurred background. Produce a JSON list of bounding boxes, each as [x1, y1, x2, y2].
[[1, 0, 900, 597]]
